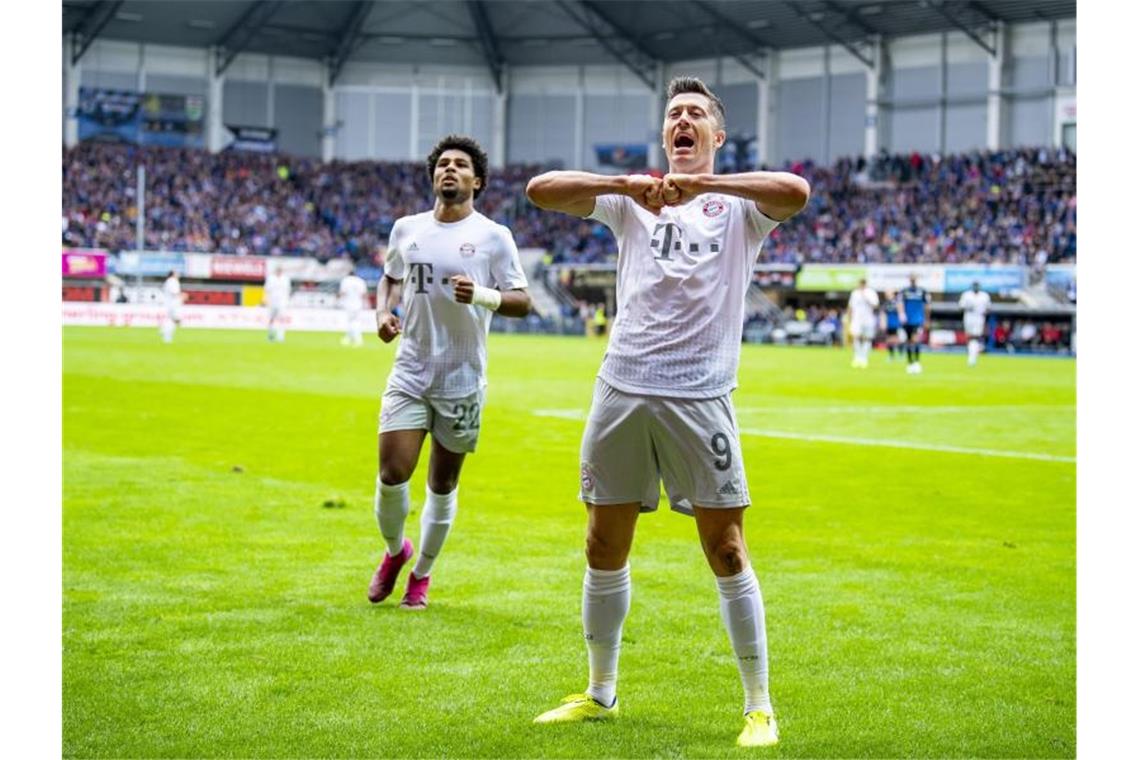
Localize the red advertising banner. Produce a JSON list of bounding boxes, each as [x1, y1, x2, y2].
[[62, 285, 104, 302], [210, 256, 266, 281], [184, 289, 240, 306], [62, 249, 107, 278]]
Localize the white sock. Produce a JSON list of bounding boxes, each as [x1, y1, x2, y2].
[[375, 476, 410, 556], [968, 339, 979, 365], [412, 485, 457, 578], [716, 566, 773, 715], [583, 565, 631, 707], [161, 320, 174, 342]]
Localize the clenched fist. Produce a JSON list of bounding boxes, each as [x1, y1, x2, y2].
[[662, 174, 702, 205], [450, 274, 475, 304], [624, 174, 665, 216], [376, 312, 401, 342]]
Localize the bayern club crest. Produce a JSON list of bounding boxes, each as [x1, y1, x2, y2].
[[580, 463, 595, 491], [702, 198, 726, 217], [459, 242, 476, 258]]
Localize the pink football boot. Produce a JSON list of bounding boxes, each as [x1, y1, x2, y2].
[[399, 573, 431, 610], [368, 539, 413, 603]]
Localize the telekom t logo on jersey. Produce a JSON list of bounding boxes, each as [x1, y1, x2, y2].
[[650, 222, 720, 261], [408, 262, 434, 293]]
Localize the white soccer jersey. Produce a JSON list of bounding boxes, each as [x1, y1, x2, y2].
[[264, 273, 292, 308], [848, 286, 880, 326], [162, 276, 181, 311], [589, 192, 779, 399], [384, 210, 528, 398], [959, 289, 991, 335], [959, 289, 992, 317], [339, 274, 368, 311]]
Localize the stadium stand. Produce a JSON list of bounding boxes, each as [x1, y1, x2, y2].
[[63, 143, 1074, 267]]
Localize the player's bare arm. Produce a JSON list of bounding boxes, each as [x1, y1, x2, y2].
[[661, 172, 811, 222], [526, 171, 664, 217], [375, 274, 403, 342], [449, 275, 532, 317]]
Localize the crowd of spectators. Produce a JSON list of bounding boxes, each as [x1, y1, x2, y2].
[[761, 147, 1076, 266], [63, 142, 1075, 266], [992, 319, 1072, 353]]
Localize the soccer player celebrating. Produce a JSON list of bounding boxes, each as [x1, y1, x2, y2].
[[846, 277, 880, 368], [263, 265, 292, 342], [526, 77, 809, 748], [368, 135, 531, 610], [338, 267, 369, 347], [958, 280, 992, 367], [899, 274, 932, 374], [160, 269, 185, 343]]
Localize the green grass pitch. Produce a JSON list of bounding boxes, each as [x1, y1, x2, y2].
[[63, 327, 1075, 758]]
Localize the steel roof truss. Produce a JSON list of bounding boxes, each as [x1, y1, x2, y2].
[[467, 0, 505, 93]]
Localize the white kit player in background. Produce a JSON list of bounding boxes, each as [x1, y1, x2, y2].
[[338, 268, 369, 347], [526, 77, 810, 748], [367, 135, 531, 611], [160, 269, 185, 343], [959, 281, 992, 366], [263, 265, 292, 342], [846, 278, 880, 369]]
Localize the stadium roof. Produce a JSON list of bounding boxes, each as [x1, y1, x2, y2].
[[63, 1, 1077, 89]]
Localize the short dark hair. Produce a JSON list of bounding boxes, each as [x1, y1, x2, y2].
[[665, 76, 726, 131], [426, 134, 489, 199]]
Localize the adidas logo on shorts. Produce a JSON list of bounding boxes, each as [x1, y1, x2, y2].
[[408, 242, 419, 251], [717, 480, 740, 496]]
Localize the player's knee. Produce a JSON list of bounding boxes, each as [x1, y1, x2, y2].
[[585, 529, 626, 568], [709, 536, 748, 575], [379, 462, 414, 486], [427, 473, 459, 494]]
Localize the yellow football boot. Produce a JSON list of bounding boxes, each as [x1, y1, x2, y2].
[[736, 710, 779, 748], [533, 693, 618, 724]]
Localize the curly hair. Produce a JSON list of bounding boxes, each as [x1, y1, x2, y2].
[[425, 134, 489, 199], [665, 76, 726, 131]]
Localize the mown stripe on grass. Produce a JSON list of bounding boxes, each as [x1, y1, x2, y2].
[[739, 427, 1075, 463], [530, 409, 1074, 463]]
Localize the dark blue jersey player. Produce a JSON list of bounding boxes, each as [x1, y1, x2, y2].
[[882, 290, 902, 361], [898, 275, 931, 373]]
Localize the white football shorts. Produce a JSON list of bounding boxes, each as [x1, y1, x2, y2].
[[964, 313, 986, 337], [379, 386, 484, 454], [853, 318, 877, 339], [579, 379, 750, 515]]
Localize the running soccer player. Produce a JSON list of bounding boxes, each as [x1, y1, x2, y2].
[[339, 268, 369, 347], [160, 270, 184, 343], [368, 134, 531, 611], [846, 278, 879, 368], [899, 275, 932, 374], [264, 265, 292, 342], [958, 281, 992, 367], [526, 77, 810, 748]]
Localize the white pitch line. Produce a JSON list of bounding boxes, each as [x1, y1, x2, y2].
[[533, 409, 587, 420], [735, 404, 1074, 414], [739, 428, 1075, 463], [530, 410, 1074, 463]]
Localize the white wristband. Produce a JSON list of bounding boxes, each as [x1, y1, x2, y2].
[[470, 284, 502, 311]]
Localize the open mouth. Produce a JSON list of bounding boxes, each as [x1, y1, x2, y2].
[[672, 134, 695, 151]]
